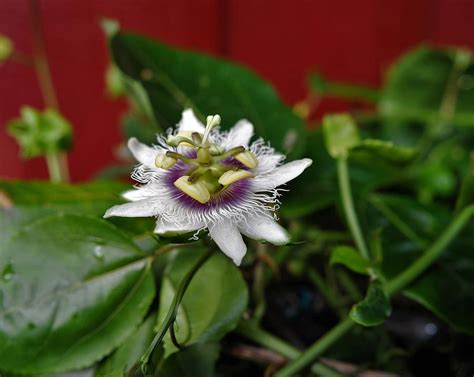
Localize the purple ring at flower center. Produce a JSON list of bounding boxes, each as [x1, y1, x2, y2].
[[164, 158, 252, 211]]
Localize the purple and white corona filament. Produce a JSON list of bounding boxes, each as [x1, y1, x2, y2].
[[104, 109, 312, 265]]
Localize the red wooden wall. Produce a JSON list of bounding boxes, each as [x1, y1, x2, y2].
[[1, 0, 473, 181]]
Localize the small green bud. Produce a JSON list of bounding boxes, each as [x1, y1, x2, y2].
[[0, 34, 13, 62]]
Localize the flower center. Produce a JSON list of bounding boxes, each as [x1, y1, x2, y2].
[[157, 114, 258, 204]]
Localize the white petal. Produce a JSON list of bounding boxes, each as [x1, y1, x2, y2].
[[154, 218, 205, 235], [252, 158, 313, 191], [254, 152, 285, 174], [238, 214, 289, 245], [122, 189, 145, 202], [128, 138, 160, 168], [178, 108, 205, 134], [224, 119, 254, 149], [209, 220, 247, 266], [103, 199, 161, 218]]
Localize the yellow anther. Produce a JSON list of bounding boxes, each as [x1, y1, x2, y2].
[[174, 176, 211, 204], [155, 154, 177, 169], [235, 150, 259, 169], [218, 169, 255, 186]]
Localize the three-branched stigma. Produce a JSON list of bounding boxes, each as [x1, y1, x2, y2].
[[104, 109, 312, 265]]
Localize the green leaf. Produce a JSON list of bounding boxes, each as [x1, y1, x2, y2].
[[380, 46, 474, 127], [95, 316, 155, 377], [364, 195, 474, 334], [110, 32, 307, 159], [350, 282, 391, 326], [330, 246, 370, 275], [0, 180, 129, 216], [7, 106, 73, 158], [122, 113, 157, 145], [0, 180, 155, 236], [349, 139, 417, 165], [0, 214, 155, 374], [156, 248, 248, 356], [403, 227, 474, 335], [322, 113, 360, 158], [155, 343, 219, 377]]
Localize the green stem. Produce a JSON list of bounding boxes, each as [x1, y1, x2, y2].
[[369, 195, 428, 249], [307, 268, 345, 318], [138, 249, 214, 374], [322, 82, 380, 103], [336, 269, 362, 302], [235, 321, 301, 360], [45, 154, 62, 183], [386, 204, 474, 295], [29, 0, 69, 183], [274, 318, 354, 377], [337, 157, 369, 259]]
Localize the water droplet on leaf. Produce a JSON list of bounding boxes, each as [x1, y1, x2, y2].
[[93, 246, 104, 261]]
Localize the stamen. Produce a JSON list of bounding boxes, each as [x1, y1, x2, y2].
[[166, 133, 196, 147], [218, 169, 255, 186], [155, 153, 177, 169], [166, 151, 198, 165], [174, 176, 211, 204], [235, 150, 259, 168]]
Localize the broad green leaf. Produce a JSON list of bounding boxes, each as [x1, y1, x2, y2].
[[122, 113, 157, 145], [322, 113, 360, 158], [349, 139, 417, 165], [0, 180, 129, 216], [95, 316, 155, 377], [7, 106, 73, 158], [0, 214, 155, 374], [350, 282, 391, 326], [380, 46, 474, 127], [330, 246, 370, 275], [0, 180, 154, 235], [156, 248, 248, 356], [155, 343, 219, 377], [110, 32, 307, 159]]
